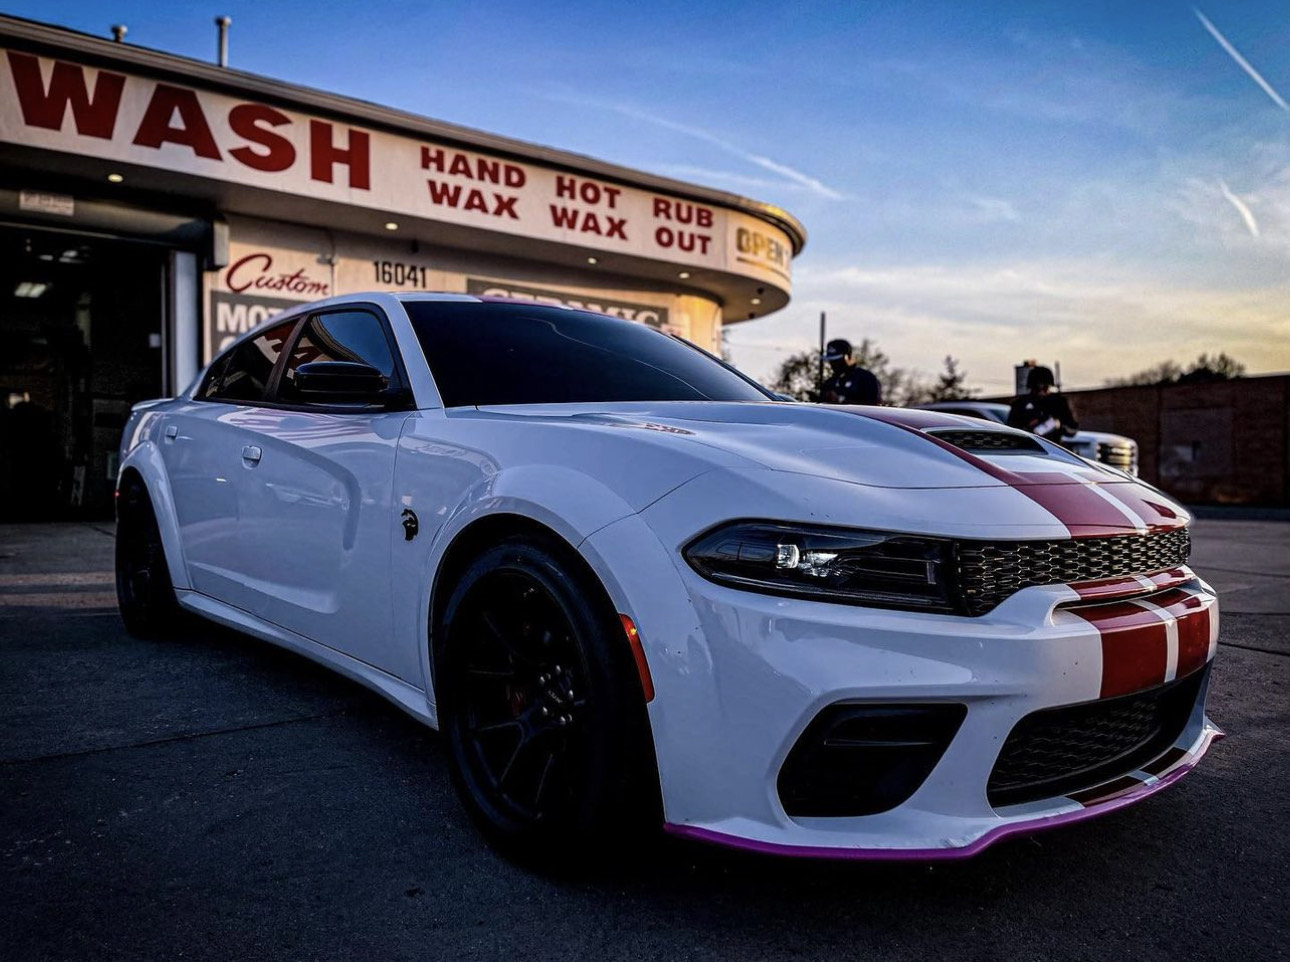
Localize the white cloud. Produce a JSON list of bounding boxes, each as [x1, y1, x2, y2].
[[1219, 180, 1260, 237]]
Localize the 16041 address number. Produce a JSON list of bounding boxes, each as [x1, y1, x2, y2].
[[373, 261, 429, 288]]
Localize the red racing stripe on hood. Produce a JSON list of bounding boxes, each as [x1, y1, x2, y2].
[[846, 409, 1145, 537]]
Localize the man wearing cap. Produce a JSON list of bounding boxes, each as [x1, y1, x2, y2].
[[1006, 365, 1078, 443], [820, 339, 882, 405]]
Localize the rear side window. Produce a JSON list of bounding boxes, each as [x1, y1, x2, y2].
[[405, 302, 771, 406], [201, 319, 297, 402], [277, 310, 397, 404]]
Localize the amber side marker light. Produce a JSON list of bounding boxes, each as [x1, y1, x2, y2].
[[619, 613, 655, 702]]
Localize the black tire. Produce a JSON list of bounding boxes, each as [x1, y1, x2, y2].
[[434, 534, 660, 860], [115, 476, 183, 638]]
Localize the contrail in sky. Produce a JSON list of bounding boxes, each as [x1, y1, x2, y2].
[[545, 91, 846, 200], [1218, 180, 1260, 237], [1194, 8, 1289, 111], [609, 102, 846, 199]]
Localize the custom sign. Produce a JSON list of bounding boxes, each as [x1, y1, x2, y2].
[[0, 48, 795, 292]]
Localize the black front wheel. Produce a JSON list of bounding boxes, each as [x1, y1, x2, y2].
[[115, 476, 182, 638], [435, 535, 660, 858]]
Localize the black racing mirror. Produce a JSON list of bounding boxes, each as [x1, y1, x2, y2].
[[293, 360, 401, 406]]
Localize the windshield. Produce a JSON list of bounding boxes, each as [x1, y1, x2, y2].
[[405, 301, 772, 407]]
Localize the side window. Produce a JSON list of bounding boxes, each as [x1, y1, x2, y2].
[[277, 310, 397, 404], [204, 319, 298, 403], [196, 355, 229, 400]]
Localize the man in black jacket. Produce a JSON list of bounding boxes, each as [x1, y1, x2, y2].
[[820, 339, 881, 405], [1007, 365, 1078, 444]]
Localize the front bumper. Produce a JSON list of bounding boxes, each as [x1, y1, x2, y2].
[[583, 516, 1220, 858]]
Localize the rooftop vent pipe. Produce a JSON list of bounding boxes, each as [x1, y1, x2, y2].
[[215, 16, 231, 67], [110, 24, 127, 42]]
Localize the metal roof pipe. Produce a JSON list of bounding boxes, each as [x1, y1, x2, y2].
[[215, 15, 230, 67], [110, 24, 126, 42]]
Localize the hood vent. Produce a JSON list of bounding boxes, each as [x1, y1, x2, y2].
[[928, 429, 1046, 454]]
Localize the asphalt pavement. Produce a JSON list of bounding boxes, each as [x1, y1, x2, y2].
[[1, 519, 1287, 961]]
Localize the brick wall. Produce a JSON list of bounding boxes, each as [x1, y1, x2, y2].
[[1060, 376, 1290, 505]]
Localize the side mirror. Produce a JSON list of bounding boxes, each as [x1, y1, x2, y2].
[[292, 361, 405, 407]]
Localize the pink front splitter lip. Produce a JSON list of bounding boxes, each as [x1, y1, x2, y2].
[[664, 725, 1223, 862]]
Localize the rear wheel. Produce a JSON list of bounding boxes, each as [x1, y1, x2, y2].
[[115, 476, 182, 638], [435, 535, 659, 859]]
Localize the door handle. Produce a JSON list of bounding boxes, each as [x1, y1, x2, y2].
[[241, 444, 262, 464], [164, 425, 178, 442]]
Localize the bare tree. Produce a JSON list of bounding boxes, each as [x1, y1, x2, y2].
[[770, 339, 937, 406], [1105, 353, 1245, 387]]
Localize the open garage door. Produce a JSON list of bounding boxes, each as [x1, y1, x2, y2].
[[0, 227, 167, 520]]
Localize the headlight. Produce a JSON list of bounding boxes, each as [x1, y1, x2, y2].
[[683, 521, 956, 613]]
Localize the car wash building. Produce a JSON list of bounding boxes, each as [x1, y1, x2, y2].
[[0, 15, 805, 519]]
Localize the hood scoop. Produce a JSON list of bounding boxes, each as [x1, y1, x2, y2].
[[928, 429, 1046, 455]]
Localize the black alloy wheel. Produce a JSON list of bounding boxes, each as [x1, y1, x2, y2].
[[436, 535, 660, 858], [115, 476, 182, 638]]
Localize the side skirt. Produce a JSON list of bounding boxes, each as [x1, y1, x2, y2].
[[176, 589, 438, 728]]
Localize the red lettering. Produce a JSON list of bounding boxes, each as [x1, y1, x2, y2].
[[492, 194, 518, 219], [463, 188, 489, 212], [581, 212, 602, 235], [420, 148, 525, 187], [421, 146, 446, 172], [309, 120, 370, 189], [225, 252, 271, 293], [228, 103, 295, 172], [550, 205, 579, 229], [427, 180, 462, 206], [652, 197, 713, 227], [132, 84, 220, 159], [654, 226, 710, 254], [605, 216, 627, 240], [7, 52, 124, 139], [226, 253, 329, 296], [555, 176, 620, 207]]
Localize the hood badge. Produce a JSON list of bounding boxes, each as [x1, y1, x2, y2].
[[401, 508, 419, 541]]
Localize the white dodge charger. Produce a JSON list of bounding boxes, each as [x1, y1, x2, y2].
[[116, 293, 1221, 860]]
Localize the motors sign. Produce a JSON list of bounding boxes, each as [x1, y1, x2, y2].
[[465, 279, 672, 330], [0, 48, 795, 292]]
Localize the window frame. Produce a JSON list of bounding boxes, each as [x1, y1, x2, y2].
[[195, 315, 305, 406], [194, 302, 413, 413]]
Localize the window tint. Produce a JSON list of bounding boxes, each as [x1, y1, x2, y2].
[[278, 310, 397, 404], [406, 302, 771, 406], [204, 319, 298, 403]]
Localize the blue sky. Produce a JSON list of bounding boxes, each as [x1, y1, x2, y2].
[[11, 0, 1289, 393]]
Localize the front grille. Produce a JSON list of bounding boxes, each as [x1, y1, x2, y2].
[[929, 429, 1045, 454], [1097, 442, 1136, 470], [987, 669, 1204, 806], [955, 527, 1190, 616]]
